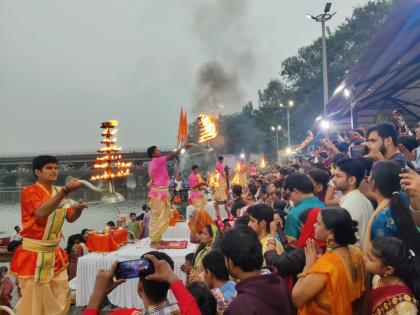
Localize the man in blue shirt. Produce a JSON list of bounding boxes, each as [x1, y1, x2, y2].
[[283, 173, 324, 244]]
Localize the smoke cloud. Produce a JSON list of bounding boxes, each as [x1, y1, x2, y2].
[[192, 0, 256, 115], [193, 62, 241, 115]]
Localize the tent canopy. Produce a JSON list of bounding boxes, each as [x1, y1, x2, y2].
[[326, 0, 420, 130]]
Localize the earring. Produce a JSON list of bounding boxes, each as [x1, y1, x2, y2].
[[326, 235, 335, 252]]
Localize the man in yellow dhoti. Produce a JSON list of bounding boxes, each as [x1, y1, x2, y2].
[[238, 159, 248, 189], [213, 156, 227, 203], [147, 144, 191, 248], [10, 155, 87, 315]]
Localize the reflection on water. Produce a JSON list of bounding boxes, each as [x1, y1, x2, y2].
[[0, 199, 146, 241]]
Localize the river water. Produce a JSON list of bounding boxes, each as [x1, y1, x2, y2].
[[0, 200, 146, 242]]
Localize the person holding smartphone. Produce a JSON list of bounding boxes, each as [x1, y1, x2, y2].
[[202, 250, 237, 311], [83, 252, 201, 315], [364, 122, 414, 169]]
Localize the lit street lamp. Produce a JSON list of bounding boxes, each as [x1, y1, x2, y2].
[[306, 3, 336, 118], [279, 100, 294, 147], [320, 119, 330, 130]]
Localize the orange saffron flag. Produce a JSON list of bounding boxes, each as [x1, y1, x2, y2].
[[177, 107, 184, 145]]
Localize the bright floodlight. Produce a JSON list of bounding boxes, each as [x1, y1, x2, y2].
[[288, 100, 294, 107], [240, 153, 246, 159], [320, 119, 330, 130], [286, 147, 292, 155], [343, 88, 351, 98], [277, 125, 282, 130], [324, 3, 332, 13], [271, 126, 275, 131], [334, 83, 345, 95], [306, 14, 315, 20], [180, 148, 186, 154], [279, 102, 284, 108], [315, 116, 323, 122]]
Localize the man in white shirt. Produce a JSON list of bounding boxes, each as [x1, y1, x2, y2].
[[333, 158, 374, 247], [10, 225, 22, 242]]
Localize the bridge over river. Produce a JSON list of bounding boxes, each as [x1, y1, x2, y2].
[[0, 150, 172, 202], [0, 150, 171, 166]]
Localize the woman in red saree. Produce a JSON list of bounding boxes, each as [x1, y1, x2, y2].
[[363, 236, 419, 314]]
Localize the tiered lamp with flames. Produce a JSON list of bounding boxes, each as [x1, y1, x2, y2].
[[90, 120, 131, 204]]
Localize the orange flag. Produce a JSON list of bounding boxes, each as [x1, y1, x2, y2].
[[177, 107, 184, 145]]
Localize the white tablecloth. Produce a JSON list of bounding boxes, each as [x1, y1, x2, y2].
[[186, 204, 228, 220], [76, 238, 197, 308], [162, 222, 190, 240]]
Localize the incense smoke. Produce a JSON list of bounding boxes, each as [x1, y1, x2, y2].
[[192, 0, 255, 115]]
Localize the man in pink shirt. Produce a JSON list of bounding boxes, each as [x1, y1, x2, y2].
[[147, 144, 191, 248]]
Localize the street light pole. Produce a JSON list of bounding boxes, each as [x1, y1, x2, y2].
[[307, 3, 336, 118], [280, 101, 293, 148], [321, 19, 328, 117], [287, 108, 291, 147], [271, 125, 281, 163]]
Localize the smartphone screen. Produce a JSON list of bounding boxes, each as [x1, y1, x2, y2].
[[350, 145, 368, 158], [211, 287, 227, 310], [115, 258, 155, 279]]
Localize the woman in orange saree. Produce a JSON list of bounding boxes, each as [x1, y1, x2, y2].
[[292, 207, 366, 315]]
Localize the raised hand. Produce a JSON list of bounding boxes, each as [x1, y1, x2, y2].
[[362, 142, 384, 161], [400, 167, 420, 204], [66, 178, 83, 192], [304, 239, 318, 269], [87, 262, 126, 310], [72, 199, 87, 211], [144, 254, 179, 285]]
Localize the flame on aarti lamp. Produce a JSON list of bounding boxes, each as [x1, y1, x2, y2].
[[208, 172, 220, 189], [231, 162, 241, 184], [198, 115, 218, 143]]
